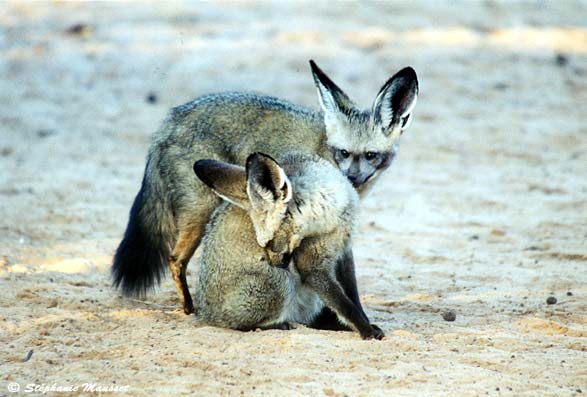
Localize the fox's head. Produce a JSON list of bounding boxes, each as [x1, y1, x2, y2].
[[310, 60, 419, 194]]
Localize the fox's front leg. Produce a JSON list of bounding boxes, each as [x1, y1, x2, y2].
[[306, 270, 384, 340], [308, 247, 357, 331], [334, 245, 383, 333], [310, 247, 383, 334]]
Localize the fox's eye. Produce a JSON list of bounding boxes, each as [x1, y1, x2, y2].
[[339, 149, 350, 158], [365, 151, 378, 160]]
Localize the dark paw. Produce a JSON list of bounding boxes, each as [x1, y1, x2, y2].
[[361, 324, 385, 340], [371, 324, 385, 340], [183, 301, 195, 315]]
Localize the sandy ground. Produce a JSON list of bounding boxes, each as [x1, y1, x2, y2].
[[1, 1, 586, 396]]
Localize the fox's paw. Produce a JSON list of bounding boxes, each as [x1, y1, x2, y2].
[[370, 324, 385, 340], [361, 324, 385, 340], [183, 301, 195, 315]]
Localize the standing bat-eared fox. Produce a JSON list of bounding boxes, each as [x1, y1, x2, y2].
[[112, 60, 418, 329]]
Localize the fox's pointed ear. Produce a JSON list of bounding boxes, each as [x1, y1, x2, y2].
[[309, 60, 355, 118], [193, 159, 249, 209], [245, 152, 292, 209], [372, 66, 418, 138]]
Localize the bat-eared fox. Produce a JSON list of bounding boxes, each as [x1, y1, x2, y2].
[[192, 152, 383, 339], [112, 60, 418, 331]]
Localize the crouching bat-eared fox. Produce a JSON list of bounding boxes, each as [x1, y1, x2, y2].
[[111, 60, 418, 339]]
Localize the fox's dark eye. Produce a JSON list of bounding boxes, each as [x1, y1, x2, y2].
[[365, 151, 378, 160], [339, 149, 350, 158]]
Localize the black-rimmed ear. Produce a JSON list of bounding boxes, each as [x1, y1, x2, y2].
[[309, 60, 355, 117], [372, 66, 419, 136], [193, 159, 248, 209], [245, 152, 292, 208]]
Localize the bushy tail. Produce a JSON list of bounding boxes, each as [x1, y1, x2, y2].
[[112, 167, 175, 297]]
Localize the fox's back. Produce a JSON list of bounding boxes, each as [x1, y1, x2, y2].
[[156, 92, 332, 164]]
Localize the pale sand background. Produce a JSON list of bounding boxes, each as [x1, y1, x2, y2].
[[1, 1, 586, 396]]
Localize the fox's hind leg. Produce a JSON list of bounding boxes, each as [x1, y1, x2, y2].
[[169, 226, 201, 315], [169, 199, 218, 315]]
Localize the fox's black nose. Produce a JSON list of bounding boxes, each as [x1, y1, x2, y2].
[[347, 174, 363, 188]]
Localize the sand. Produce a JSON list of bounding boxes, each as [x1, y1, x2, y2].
[[1, 1, 586, 396]]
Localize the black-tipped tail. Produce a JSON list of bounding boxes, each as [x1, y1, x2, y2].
[[112, 175, 171, 297]]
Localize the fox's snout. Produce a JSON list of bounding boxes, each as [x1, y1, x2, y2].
[[344, 171, 370, 188]]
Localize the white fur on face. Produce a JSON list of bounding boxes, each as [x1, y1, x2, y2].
[[325, 117, 399, 154]]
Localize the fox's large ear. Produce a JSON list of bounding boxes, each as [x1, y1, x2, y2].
[[310, 60, 355, 119], [372, 66, 418, 138], [193, 159, 249, 209], [245, 152, 292, 210]]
